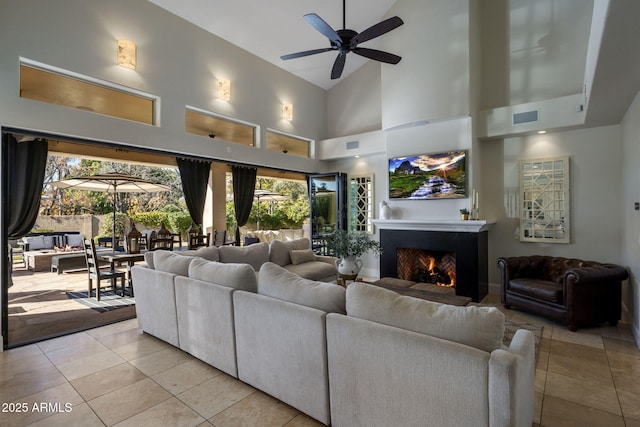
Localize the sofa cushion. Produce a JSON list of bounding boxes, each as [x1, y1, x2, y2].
[[194, 245, 220, 262], [218, 242, 269, 271], [189, 258, 257, 292], [508, 278, 563, 303], [346, 282, 505, 352], [289, 248, 316, 265], [44, 235, 57, 249], [259, 262, 345, 314], [284, 261, 337, 282], [65, 233, 84, 247], [144, 251, 155, 269], [153, 250, 194, 276], [269, 238, 311, 266], [24, 235, 46, 250]]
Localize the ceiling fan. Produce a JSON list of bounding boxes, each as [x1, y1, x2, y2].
[[280, 0, 404, 80]]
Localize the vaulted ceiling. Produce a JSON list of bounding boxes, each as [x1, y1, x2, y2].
[[149, 0, 640, 127]]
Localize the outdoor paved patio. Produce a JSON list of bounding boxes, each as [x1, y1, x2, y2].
[[7, 262, 136, 346]]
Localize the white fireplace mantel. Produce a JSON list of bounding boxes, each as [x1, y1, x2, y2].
[[372, 218, 496, 233]]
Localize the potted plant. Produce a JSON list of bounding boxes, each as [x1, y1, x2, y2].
[[460, 208, 469, 220], [325, 229, 383, 279]]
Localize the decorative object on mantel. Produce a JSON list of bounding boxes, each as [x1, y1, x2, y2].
[[470, 189, 479, 220], [380, 200, 392, 220], [459, 208, 469, 220], [326, 229, 382, 279]]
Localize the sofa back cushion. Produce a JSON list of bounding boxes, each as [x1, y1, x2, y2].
[[23, 235, 46, 250], [218, 242, 269, 271], [269, 238, 311, 266], [258, 262, 345, 314], [346, 282, 504, 352], [65, 233, 84, 247], [153, 250, 194, 276], [144, 251, 155, 269], [188, 258, 258, 292]]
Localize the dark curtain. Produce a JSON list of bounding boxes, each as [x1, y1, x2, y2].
[[6, 134, 48, 238], [232, 165, 257, 245], [176, 157, 212, 228]]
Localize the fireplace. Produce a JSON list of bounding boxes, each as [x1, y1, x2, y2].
[[397, 248, 456, 288], [375, 220, 492, 302]]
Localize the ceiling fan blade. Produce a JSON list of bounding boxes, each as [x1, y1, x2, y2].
[[304, 13, 342, 45], [351, 16, 404, 46], [353, 48, 402, 64], [281, 48, 334, 60], [331, 53, 347, 79]]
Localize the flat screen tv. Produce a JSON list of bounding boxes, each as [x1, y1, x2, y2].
[[388, 150, 466, 200]]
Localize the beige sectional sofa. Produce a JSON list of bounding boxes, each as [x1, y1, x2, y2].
[[131, 247, 535, 426]]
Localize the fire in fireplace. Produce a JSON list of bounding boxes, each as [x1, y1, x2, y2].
[[396, 248, 456, 288]]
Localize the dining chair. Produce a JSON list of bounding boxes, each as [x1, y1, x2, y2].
[[83, 238, 126, 300], [189, 232, 210, 249], [212, 230, 227, 247]]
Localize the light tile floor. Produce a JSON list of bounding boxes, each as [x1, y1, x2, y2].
[[1, 294, 639, 426]]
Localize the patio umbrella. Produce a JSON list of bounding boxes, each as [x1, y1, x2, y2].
[[253, 190, 289, 230], [49, 172, 170, 249]]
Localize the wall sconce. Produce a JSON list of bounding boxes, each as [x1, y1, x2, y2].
[[282, 103, 293, 121], [217, 79, 231, 101], [117, 39, 137, 69]]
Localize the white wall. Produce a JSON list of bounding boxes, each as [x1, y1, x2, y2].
[[0, 0, 327, 173], [381, 0, 472, 129], [481, 125, 624, 286], [620, 90, 640, 342], [326, 62, 382, 139]]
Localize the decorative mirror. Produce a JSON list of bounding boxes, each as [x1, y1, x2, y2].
[[348, 175, 374, 234], [519, 156, 570, 243]]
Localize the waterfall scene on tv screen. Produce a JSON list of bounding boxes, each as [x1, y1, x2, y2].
[[388, 150, 466, 200]]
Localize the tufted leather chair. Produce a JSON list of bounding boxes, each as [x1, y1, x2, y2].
[[497, 256, 628, 331]]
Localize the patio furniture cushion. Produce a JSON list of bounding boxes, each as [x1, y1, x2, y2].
[[188, 258, 257, 292], [346, 282, 505, 352], [65, 233, 84, 247], [258, 262, 345, 314], [23, 235, 47, 250]]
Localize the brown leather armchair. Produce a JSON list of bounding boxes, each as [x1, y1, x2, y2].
[[497, 256, 628, 331]]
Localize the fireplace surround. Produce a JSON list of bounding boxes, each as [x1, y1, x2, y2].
[[374, 219, 495, 302]]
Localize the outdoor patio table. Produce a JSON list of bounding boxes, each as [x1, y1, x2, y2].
[[97, 251, 146, 296]]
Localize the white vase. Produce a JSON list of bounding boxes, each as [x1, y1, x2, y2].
[[380, 201, 392, 220], [335, 256, 363, 278]]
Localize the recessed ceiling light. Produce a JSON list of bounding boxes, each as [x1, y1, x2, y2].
[[537, 130, 546, 134]]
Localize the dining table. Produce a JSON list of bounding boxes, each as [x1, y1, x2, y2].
[[97, 251, 146, 296]]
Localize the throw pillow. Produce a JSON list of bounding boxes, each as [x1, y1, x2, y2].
[[218, 242, 269, 271], [346, 282, 505, 353], [289, 248, 316, 265], [65, 234, 84, 247], [188, 258, 257, 292], [258, 262, 346, 314], [24, 235, 46, 250], [269, 238, 311, 266], [153, 250, 194, 277]]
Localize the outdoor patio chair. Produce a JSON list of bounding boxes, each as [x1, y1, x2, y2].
[[83, 238, 126, 301], [189, 232, 210, 249]]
